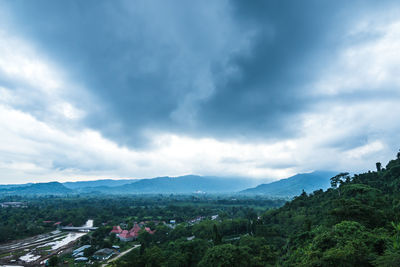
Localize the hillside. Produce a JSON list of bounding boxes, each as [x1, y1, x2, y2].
[[249, 154, 400, 266], [0, 175, 261, 195], [63, 179, 138, 190], [0, 182, 72, 196], [86, 175, 260, 194], [240, 171, 337, 197]]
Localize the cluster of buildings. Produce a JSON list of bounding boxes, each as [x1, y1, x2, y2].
[[72, 245, 91, 262], [71, 245, 116, 263], [0, 202, 27, 208], [187, 215, 218, 225], [110, 223, 155, 242], [188, 216, 205, 224], [93, 248, 115, 261]]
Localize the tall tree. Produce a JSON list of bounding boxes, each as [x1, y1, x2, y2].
[[376, 162, 382, 172], [213, 224, 222, 245]]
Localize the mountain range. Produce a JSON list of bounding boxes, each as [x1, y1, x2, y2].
[[239, 171, 337, 197], [0, 182, 72, 196], [0, 171, 338, 197], [63, 175, 260, 194]]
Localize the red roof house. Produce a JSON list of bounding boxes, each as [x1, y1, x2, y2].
[[133, 223, 141, 233], [145, 227, 156, 235], [110, 226, 123, 234], [117, 224, 142, 242]]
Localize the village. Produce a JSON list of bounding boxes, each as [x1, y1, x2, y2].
[[0, 213, 220, 266]]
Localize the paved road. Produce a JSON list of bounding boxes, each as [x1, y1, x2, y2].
[[101, 244, 141, 267]]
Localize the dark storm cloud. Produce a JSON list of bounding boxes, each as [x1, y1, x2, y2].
[[198, 0, 395, 139], [3, 0, 397, 147]]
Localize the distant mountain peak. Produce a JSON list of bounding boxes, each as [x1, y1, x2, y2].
[[240, 171, 338, 197]]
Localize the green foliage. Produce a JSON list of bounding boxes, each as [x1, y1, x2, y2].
[[377, 162, 382, 172], [7, 153, 400, 266], [330, 172, 350, 189], [287, 221, 384, 266], [48, 255, 58, 266], [198, 244, 253, 267], [374, 250, 400, 267], [0, 194, 282, 243], [391, 222, 400, 250], [212, 224, 222, 245]]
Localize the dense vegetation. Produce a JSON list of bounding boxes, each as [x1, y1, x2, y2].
[[112, 153, 400, 266], [3, 153, 400, 266], [0, 195, 283, 243]]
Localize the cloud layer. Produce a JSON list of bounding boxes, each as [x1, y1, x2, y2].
[[0, 1, 400, 183]]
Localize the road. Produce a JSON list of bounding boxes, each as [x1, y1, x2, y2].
[[101, 244, 141, 267]]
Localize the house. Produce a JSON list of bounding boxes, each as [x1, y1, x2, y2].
[[117, 223, 141, 242], [73, 252, 84, 257], [132, 223, 141, 233], [188, 216, 205, 224], [75, 257, 88, 262], [118, 230, 135, 242], [211, 215, 219, 220], [72, 245, 91, 257], [145, 227, 156, 235], [93, 248, 115, 261], [114, 223, 155, 242], [110, 226, 122, 234], [1, 202, 26, 208]]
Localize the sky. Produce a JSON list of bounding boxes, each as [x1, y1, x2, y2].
[[1, 0, 400, 184]]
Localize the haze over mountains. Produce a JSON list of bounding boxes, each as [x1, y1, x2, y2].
[[0, 182, 72, 196], [0, 172, 337, 197], [239, 171, 337, 197], [64, 175, 260, 194]]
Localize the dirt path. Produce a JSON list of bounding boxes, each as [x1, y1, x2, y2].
[[101, 244, 141, 267]]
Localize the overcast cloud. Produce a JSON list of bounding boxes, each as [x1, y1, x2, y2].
[[0, 0, 400, 183]]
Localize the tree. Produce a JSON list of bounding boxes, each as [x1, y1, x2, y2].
[[374, 250, 400, 267], [288, 221, 382, 266], [48, 255, 58, 267], [138, 230, 152, 254], [259, 245, 277, 265], [165, 251, 186, 267], [212, 224, 222, 245], [198, 244, 253, 267], [109, 233, 117, 244], [330, 172, 350, 196], [143, 246, 165, 267], [392, 222, 400, 250], [377, 162, 382, 172], [330, 173, 348, 188]]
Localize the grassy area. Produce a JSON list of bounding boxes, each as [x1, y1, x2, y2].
[[0, 252, 12, 259]]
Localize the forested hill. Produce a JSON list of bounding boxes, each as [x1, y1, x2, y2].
[[252, 153, 400, 266], [96, 175, 260, 194], [62, 179, 138, 189], [240, 171, 336, 197], [0, 176, 261, 195], [0, 182, 72, 196]]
